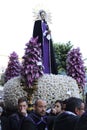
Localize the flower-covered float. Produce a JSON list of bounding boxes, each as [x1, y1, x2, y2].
[[3, 37, 81, 110]]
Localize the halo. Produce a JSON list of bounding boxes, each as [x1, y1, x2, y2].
[[32, 4, 52, 24]]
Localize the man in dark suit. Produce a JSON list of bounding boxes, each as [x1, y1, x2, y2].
[[21, 99, 55, 130], [9, 97, 34, 130], [0, 106, 9, 130], [74, 112, 87, 130], [53, 97, 85, 130]]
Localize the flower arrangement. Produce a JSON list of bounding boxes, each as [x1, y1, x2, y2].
[[4, 51, 21, 83], [3, 74, 80, 109], [66, 47, 86, 88], [32, 74, 80, 107], [4, 76, 27, 109], [21, 37, 44, 88]]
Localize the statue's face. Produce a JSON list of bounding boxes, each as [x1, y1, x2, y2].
[[40, 11, 46, 20]]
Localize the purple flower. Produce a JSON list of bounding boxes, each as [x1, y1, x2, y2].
[[4, 51, 21, 83], [21, 37, 44, 88], [66, 47, 86, 88]]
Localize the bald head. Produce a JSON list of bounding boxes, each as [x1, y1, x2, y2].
[[34, 99, 47, 116], [35, 99, 46, 106]]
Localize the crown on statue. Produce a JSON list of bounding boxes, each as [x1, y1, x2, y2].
[[32, 4, 52, 24]]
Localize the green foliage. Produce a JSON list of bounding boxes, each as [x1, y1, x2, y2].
[[0, 73, 5, 86], [53, 41, 73, 74], [85, 67, 87, 72]]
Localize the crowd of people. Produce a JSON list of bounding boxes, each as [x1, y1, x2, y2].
[[0, 96, 87, 130], [0, 9, 86, 130]]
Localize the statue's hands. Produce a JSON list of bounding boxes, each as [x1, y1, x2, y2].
[[47, 30, 51, 35], [43, 30, 51, 40]]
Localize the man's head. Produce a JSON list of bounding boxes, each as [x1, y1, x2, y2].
[[34, 99, 47, 116], [18, 97, 28, 116], [66, 97, 85, 116]]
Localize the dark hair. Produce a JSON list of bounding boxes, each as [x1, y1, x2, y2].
[[66, 97, 84, 113], [62, 99, 68, 110], [55, 100, 63, 109], [18, 97, 28, 104]]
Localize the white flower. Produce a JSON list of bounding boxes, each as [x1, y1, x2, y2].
[[3, 76, 27, 109], [3, 74, 80, 109]]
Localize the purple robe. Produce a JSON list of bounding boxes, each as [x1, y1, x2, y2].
[[33, 20, 58, 74], [42, 21, 51, 73]]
